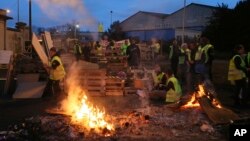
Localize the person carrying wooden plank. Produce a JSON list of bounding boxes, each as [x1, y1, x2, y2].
[[43, 47, 66, 98]]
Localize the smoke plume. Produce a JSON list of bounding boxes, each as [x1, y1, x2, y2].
[[34, 0, 97, 30]]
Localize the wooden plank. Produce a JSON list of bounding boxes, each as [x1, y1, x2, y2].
[[32, 33, 49, 66], [86, 89, 105, 96], [0, 50, 13, 64], [198, 96, 240, 124], [124, 87, 137, 95], [44, 31, 54, 50], [105, 90, 124, 96], [45, 109, 71, 117], [12, 82, 46, 99], [17, 73, 40, 83]]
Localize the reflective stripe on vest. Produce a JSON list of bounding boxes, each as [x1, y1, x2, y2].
[[247, 52, 250, 66], [228, 55, 246, 81], [201, 44, 213, 63], [179, 48, 186, 64], [157, 72, 165, 82], [165, 76, 182, 102], [50, 56, 66, 80], [195, 46, 202, 61]]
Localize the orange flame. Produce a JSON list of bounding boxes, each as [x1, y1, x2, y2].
[[182, 85, 222, 109], [182, 94, 200, 108], [61, 85, 114, 135]]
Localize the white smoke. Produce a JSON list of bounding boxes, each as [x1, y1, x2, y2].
[[33, 0, 97, 31]]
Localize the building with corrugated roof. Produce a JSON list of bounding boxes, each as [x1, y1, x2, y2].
[[120, 3, 217, 41]]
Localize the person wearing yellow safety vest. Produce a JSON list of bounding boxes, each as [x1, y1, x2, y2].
[[151, 38, 161, 62], [121, 40, 129, 56], [177, 43, 190, 92], [73, 41, 82, 61], [94, 41, 103, 57], [228, 44, 247, 106], [165, 69, 182, 103], [187, 42, 198, 92], [43, 47, 66, 98], [169, 39, 179, 77], [152, 64, 167, 90], [199, 37, 214, 80], [245, 50, 250, 98]]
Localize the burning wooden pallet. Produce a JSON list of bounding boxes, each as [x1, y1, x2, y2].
[[198, 96, 239, 124], [182, 85, 240, 124]]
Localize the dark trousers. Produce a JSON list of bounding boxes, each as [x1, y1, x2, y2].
[[75, 54, 81, 61], [42, 79, 61, 98], [234, 78, 247, 105], [171, 59, 178, 77]]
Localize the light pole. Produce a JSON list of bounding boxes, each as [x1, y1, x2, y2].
[[74, 24, 79, 39], [182, 0, 186, 44], [110, 10, 113, 25], [29, 0, 32, 41], [17, 0, 19, 22]]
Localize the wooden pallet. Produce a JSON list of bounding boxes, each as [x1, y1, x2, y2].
[[107, 62, 127, 72], [105, 77, 125, 96], [78, 69, 106, 96], [124, 87, 137, 95]]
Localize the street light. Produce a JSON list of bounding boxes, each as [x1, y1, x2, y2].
[[6, 9, 10, 14], [75, 24, 79, 39]]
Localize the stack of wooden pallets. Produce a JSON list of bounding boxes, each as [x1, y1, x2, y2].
[[78, 69, 106, 96], [106, 56, 127, 72], [105, 77, 125, 96]]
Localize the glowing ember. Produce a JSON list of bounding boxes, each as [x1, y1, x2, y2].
[[60, 85, 114, 135], [182, 85, 222, 109]]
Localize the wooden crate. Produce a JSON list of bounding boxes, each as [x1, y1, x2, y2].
[[78, 69, 106, 96], [105, 77, 125, 96]]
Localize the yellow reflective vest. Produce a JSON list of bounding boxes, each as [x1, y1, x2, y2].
[[50, 56, 66, 80], [201, 44, 213, 63], [228, 55, 246, 81], [74, 43, 82, 54], [247, 52, 250, 66], [195, 46, 202, 61], [165, 76, 182, 103]]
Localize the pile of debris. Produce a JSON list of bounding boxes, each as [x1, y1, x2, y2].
[[0, 105, 228, 141]]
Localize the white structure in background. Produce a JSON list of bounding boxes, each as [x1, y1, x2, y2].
[[120, 3, 217, 41], [0, 9, 12, 50]]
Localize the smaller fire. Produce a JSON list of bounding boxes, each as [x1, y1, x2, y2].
[[61, 85, 114, 136], [182, 85, 222, 109]]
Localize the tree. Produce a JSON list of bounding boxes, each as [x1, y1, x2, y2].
[[202, 1, 250, 52], [106, 21, 125, 41]]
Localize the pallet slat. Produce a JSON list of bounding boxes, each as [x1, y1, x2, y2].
[[198, 96, 240, 124]]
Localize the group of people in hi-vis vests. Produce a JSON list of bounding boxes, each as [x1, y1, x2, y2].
[[228, 44, 250, 107], [150, 36, 217, 104], [149, 36, 250, 107]]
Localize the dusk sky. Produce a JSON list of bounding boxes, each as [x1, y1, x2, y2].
[[1, 0, 240, 31]]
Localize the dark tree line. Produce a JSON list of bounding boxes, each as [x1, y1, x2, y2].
[[202, 0, 250, 52], [105, 21, 126, 41]]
